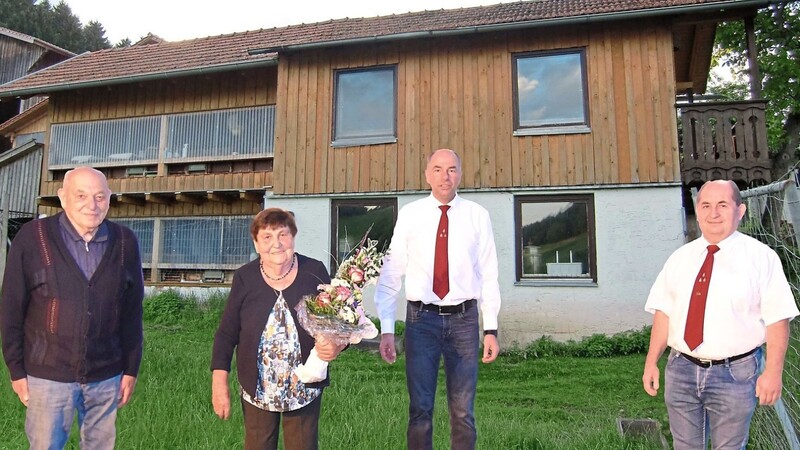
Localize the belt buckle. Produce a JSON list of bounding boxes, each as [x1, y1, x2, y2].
[[698, 358, 713, 366], [438, 305, 452, 315]]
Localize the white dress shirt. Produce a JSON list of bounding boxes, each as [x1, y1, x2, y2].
[[374, 194, 501, 334], [645, 231, 798, 360]]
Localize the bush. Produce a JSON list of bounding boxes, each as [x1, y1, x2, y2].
[[368, 316, 405, 337], [504, 326, 652, 360], [143, 289, 189, 325]]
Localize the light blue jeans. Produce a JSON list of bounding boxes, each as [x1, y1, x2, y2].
[[404, 302, 480, 450], [664, 348, 760, 450], [26, 374, 121, 450]]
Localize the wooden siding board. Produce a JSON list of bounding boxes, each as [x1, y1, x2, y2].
[[305, 58, 320, 193], [460, 48, 477, 188], [492, 48, 509, 187], [447, 46, 463, 160], [285, 57, 301, 194], [609, 27, 627, 184], [295, 57, 310, 193], [404, 52, 421, 190], [418, 44, 432, 180], [316, 54, 331, 194]]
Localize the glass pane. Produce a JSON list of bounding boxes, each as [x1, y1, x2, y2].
[[165, 106, 274, 160], [335, 203, 395, 264], [335, 68, 395, 140], [160, 217, 251, 265], [48, 117, 160, 167], [520, 201, 590, 277], [114, 219, 155, 264], [516, 53, 585, 127]]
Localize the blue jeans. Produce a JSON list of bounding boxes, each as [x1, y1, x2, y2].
[[404, 302, 479, 450], [26, 374, 122, 450], [664, 348, 760, 450]]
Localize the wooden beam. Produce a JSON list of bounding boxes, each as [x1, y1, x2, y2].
[[36, 196, 61, 208], [239, 190, 264, 203], [115, 193, 146, 207], [207, 191, 236, 203], [176, 192, 204, 205], [145, 193, 174, 205]]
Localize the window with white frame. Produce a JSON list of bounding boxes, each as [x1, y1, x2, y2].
[[330, 198, 397, 273], [332, 66, 397, 147], [515, 194, 596, 282], [513, 49, 589, 135]]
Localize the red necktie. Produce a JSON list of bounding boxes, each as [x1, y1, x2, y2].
[[684, 244, 720, 351], [433, 205, 450, 299]]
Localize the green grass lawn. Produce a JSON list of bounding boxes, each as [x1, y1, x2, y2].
[[0, 317, 670, 449]]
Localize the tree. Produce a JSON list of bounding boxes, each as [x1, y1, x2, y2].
[[0, 0, 111, 53], [710, 2, 800, 180]]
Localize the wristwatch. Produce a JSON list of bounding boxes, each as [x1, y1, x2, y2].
[[483, 329, 497, 337]]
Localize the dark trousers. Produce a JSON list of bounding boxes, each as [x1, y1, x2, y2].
[[241, 394, 322, 450]]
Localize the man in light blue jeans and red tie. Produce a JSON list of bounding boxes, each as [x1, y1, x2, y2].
[[642, 179, 798, 449], [374, 149, 501, 450]]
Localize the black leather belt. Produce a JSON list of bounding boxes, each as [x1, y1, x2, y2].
[[680, 348, 758, 368], [409, 299, 476, 315]]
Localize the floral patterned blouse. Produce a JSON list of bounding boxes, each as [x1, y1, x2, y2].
[[241, 290, 321, 412]]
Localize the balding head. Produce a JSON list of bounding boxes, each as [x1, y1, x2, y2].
[[57, 167, 111, 240], [695, 180, 746, 244], [425, 149, 462, 204]]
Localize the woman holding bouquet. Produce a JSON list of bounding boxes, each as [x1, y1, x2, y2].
[[211, 208, 345, 450]]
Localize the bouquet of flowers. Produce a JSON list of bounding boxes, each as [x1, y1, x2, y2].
[[295, 236, 383, 382]]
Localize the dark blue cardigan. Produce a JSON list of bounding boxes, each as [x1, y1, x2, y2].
[[0, 213, 144, 383]]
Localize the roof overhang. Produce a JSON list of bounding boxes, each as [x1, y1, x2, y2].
[[249, 0, 773, 54], [0, 139, 43, 168], [0, 57, 278, 99]]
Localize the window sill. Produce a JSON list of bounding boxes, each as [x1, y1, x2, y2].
[[332, 136, 397, 148], [514, 279, 598, 287], [513, 125, 591, 137]]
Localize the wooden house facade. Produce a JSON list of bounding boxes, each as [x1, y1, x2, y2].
[[0, 0, 775, 342]]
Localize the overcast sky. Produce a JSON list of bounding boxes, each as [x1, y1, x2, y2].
[[65, 0, 498, 45]]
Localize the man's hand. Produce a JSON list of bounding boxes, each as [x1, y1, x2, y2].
[[756, 369, 783, 406], [118, 375, 137, 407], [380, 333, 396, 364], [642, 364, 660, 396], [11, 378, 29, 407], [482, 334, 499, 363], [314, 336, 347, 362], [212, 370, 231, 420]]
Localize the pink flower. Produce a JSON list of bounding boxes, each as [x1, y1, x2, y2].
[[349, 267, 365, 284], [316, 292, 331, 306], [335, 286, 352, 300]]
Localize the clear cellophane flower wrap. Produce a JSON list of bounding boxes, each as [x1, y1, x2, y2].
[[294, 238, 383, 382]]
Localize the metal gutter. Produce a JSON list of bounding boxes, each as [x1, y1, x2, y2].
[[250, 0, 772, 54], [0, 57, 278, 99]]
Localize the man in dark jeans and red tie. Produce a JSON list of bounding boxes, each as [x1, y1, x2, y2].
[[374, 148, 501, 450], [643, 179, 798, 449]]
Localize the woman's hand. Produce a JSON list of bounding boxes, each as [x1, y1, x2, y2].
[[314, 336, 346, 362], [211, 370, 231, 420]]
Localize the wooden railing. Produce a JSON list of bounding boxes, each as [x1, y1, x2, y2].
[[678, 100, 771, 185]]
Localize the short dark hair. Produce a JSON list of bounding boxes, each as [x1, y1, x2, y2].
[[250, 208, 297, 240]]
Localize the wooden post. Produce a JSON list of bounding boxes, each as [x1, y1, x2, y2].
[[745, 15, 762, 100]]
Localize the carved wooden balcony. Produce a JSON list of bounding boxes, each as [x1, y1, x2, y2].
[[678, 100, 771, 186]]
